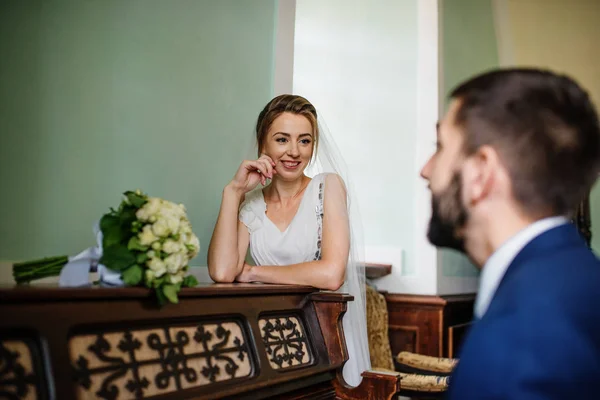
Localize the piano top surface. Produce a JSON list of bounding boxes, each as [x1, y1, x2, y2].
[[0, 282, 319, 302]]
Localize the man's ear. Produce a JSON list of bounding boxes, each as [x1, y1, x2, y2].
[[462, 145, 499, 206]]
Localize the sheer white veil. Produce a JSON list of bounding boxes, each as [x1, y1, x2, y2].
[[307, 115, 371, 385]]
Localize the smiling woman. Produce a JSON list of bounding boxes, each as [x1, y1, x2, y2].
[[206, 94, 371, 387]]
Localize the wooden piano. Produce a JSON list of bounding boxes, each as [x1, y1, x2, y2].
[[0, 283, 401, 399]]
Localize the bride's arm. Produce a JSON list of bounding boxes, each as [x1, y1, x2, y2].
[[236, 174, 350, 291], [207, 184, 250, 283], [208, 155, 276, 282]]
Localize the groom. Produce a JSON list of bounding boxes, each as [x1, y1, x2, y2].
[[421, 68, 600, 399]]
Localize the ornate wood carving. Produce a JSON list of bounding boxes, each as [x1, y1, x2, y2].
[[1, 340, 38, 400], [0, 333, 50, 400], [259, 316, 312, 370], [70, 321, 253, 399]]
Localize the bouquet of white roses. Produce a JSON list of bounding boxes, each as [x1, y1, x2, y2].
[[13, 190, 200, 305]]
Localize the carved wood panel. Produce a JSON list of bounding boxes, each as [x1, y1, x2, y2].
[[0, 332, 50, 400], [258, 315, 312, 370], [69, 320, 253, 399]]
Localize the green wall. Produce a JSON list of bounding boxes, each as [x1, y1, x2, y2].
[[441, 0, 499, 277], [0, 1, 277, 265]]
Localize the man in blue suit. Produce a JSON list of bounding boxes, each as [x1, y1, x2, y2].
[[420, 68, 600, 399]]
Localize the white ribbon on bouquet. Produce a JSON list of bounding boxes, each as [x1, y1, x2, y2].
[[58, 222, 124, 287]]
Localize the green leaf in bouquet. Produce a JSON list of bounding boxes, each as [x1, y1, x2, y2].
[[136, 252, 148, 265], [156, 287, 167, 306], [182, 275, 199, 288], [162, 284, 179, 304], [122, 264, 143, 286], [100, 244, 136, 272], [119, 206, 138, 229], [124, 191, 147, 208], [152, 275, 167, 289], [128, 236, 149, 252], [100, 214, 123, 248]]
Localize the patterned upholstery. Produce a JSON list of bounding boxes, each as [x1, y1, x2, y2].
[[398, 372, 449, 393], [365, 284, 395, 370], [371, 368, 449, 393], [396, 351, 458, 375]]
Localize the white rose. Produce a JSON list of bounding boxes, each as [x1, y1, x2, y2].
[[136, 197, 162, 221], [147, 250, 156, 258], [136, 208, 150, 221], [187, 235, 200, 257], [138, 225, 158, 246], [147, 257, 166, 277], [152, 219, 170, 237], [165, 215, 181, 235], [180, 220, 192, 234], [164, 253, 184, 274], [162, 239, 181, 254], [152, 242, 162, 251], [145, 197, 162, 215], [168, 273, 183, 284], [167, 201, 185, 218]]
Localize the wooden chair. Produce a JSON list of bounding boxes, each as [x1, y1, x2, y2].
[[366, 284, 453, 399]]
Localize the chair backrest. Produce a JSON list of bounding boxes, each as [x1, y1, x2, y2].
[[365, 284, 395, 371]]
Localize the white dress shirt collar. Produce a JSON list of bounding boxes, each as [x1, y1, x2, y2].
[[474, 216, 569, 319]]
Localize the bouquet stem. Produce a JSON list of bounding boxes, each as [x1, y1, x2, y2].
[[13, 255, 69, 284]]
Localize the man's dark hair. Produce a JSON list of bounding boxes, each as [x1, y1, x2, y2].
[[450, 68, 600, 217]]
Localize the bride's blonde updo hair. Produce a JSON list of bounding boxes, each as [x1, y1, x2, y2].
[[255, 94, 319, 156]]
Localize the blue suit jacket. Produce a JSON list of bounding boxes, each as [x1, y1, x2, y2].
[[447, 223, 600, 399]]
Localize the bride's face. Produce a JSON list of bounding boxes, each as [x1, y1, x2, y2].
[[262, 112, 314, 181]]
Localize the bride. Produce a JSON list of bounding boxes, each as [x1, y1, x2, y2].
[[207, 94, 371, 386]]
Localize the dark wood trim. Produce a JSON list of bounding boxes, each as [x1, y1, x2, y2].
[[385, 293, 476, 306], [365, 263, 392, 279], [447, 322, 473, 358], [334, 370, 401, 400], [0, 283, 317, 302]]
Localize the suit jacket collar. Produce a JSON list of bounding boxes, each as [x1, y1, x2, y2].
[[489, 222, 585, 310]]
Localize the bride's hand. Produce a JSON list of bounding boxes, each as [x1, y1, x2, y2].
[[229, 154, 276, 194], [235, 263, 255, 283]]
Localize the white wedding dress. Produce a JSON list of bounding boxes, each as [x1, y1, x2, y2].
[[239, 172, 370, 386]]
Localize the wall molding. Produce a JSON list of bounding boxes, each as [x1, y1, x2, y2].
[[492, 0, 515, 67], [412, 0, 440, 295], [273, 0, 296, 96]]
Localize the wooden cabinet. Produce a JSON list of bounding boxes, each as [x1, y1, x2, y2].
[[385, 293, 475, 359], [0, 284, 400, 400]]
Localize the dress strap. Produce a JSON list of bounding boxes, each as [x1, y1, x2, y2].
[[313, 177, 325, 261]]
